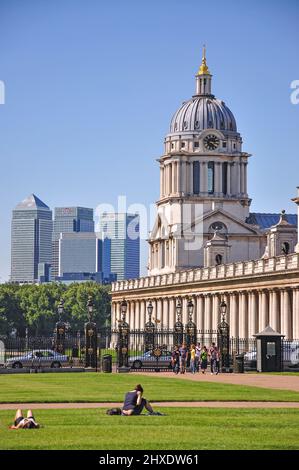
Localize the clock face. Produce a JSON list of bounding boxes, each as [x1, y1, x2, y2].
[[204, 134, 220, 150]]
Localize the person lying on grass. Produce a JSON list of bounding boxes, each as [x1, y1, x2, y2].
[[122, 384, 160, 416], [9, 409, 40, 429]]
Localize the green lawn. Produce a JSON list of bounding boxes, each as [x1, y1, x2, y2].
[[0, 408, 298, 450], [0, 373, 299, 403]]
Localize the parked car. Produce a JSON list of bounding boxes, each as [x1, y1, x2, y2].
[[5, 349, 69, 369], [129, 349, 173, 369], [244, 342, 299, 366]]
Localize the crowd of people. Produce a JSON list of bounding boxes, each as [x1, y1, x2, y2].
[[171, 342, 220, 375]]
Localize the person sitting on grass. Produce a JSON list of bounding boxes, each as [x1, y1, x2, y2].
[[122, 384, 159, 416], [9, 409, 40, 429]]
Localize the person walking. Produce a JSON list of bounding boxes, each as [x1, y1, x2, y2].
[[209, 342, 219, 375], [179, 342, 188, 374], [189, 344, 196, 374], [195, 342, 201, 372], [200, 346, 208, 374], [171, 345, 180, 374]]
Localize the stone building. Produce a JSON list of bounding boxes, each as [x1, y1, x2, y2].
[[111, 51, 298, 340]]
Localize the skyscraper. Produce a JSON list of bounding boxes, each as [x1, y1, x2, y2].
[[11, 194, 52, 283], [99, 213, 140, 280], [52, 206, 94, 278]]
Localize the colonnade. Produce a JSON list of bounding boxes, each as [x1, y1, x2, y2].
[[112, 286, 299, 340], [160, 159, 247, 198]]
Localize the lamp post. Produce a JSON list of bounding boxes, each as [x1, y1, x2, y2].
[[118, 299, 130, 371], [144, 300, 155, 352], [85, 295, 97, 369], [54, 298, 66, 354], [185, 298, 197, 348], [217, 298, 230, 372], [174, 299, 184, 346]]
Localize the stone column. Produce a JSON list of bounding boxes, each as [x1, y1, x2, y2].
[[238, 291, 248, 338], [292, 286, 299, 339], [248, 291, 258, 337], [236, 162, 241, 195], [240, 162, 244, 195], [280, 289, 291, 339], [189, 161, 193, 194], [163, 298, 169, 330], [212, 294, 220, 330], [177, 161, 181, 194], [230, 292, 238, 337], [269, 289, 280, 332], [169, 297, 176, 329], [182, 296, 188, 324], [204, 294, 212, 331], [258, 290, 268, 332], [214, 162, 221, 196], [172, 162, 177, 194], [227, 163, 231, 195], [140, 299, 146, 329], [244, 162, 248, 195], [200, 162, 208, 194], [135, 300, 140, 330], [181, 161, 186, 194], [160, 166, 164, 198], [197, 295, 204, 331]]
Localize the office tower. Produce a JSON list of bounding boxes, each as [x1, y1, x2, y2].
[[52, 206, 94, 278], [11, 194, 52, 283], [57, 232, 115, 283], [99, 213, 140, 280]]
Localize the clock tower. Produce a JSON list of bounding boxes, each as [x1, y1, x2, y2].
[[148, 48, 263, 275]]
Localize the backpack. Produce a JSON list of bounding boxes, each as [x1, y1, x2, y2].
[[106, 407, 122, 415]]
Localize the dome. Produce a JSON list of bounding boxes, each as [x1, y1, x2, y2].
[[170, 96, 237, 134]]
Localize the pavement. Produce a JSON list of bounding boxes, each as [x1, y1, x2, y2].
[[131, 371, 299, 392]]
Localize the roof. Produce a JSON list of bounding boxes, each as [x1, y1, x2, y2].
[[169, 96, 237, 134], [15, 194, 50, 210], [246, 212, 297, 230], [254, 325, 285, 337]]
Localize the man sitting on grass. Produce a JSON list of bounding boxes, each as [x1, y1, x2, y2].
[[122, 384, 160, 416]]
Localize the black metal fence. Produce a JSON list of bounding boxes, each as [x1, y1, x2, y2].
[[1, 330, 298, 372]]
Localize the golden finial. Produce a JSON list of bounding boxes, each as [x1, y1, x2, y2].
[[197, 44, 210, 75]]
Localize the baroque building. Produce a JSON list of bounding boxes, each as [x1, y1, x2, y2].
[[111, 51, 298, 340]]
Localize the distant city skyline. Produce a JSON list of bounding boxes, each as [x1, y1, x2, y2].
[[1, 0, 298, 282]]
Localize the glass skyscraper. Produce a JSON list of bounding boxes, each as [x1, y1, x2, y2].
[[99, 213, 140, 280], [11, 194, 52, 283], [52, 206, 94, 278]]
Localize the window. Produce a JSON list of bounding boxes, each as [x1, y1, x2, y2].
[[215, 254, 223, 265], [222, 141, 227, 148], [208, 162, 214, 193], [281, 242, 290, 255], [222, 162, 228, 195], [194, 142, 199, 148], [193, 161, 200, 194], [181, 142, 185, 148], [233, 143, 236, 149], [171, 143, 174, 149]]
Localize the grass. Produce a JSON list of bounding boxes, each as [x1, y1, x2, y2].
[[0, 373, 299, 403], [0, 408, 299, 450]]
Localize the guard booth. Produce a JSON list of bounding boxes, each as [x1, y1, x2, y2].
[[254, 326, 284, 372]]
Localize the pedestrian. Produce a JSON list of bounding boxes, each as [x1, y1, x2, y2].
[[189, 344, 196, 374], [9, 409, 40, 429], [209, 342, 219, 375], [195, 342, 201, 372], [200, 346, 208, 374], [179, 342, 188, 374], [171, 345, 180, 374]]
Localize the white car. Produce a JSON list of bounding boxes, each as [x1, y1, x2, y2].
[[5, 349, 69, 369], [244, 342, 299, 365]]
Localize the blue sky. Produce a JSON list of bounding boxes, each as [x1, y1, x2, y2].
[[0, 0, 298, 282]]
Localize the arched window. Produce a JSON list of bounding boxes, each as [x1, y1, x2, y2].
[[193, 161, 200, 194], [281, 242, 290, 255], [208, 222, 228, 236], [215, 254, 223, 265]]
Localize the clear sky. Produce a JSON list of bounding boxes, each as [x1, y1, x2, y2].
[[0, 0, 298, 282]]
